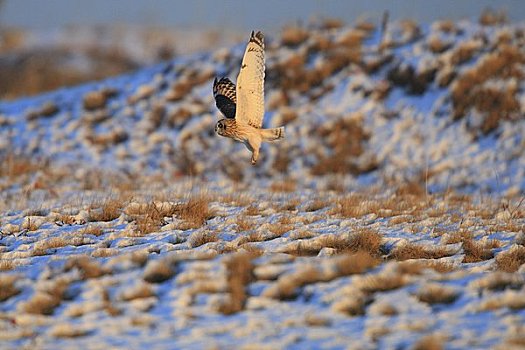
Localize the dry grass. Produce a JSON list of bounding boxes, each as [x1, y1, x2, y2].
[[79, 224, 104, 237], [281, 25, 310, 46], [443, 231, 494, 263], [235, 216, 255, 233], [143, 259, 176, 283], [280, 198, 301, 211], [357, 273, 408, 294], [478, 291, 525, 311], [264, 252, 379, 300], [89, 198, 124, 222], [390, 242, 455, 261], [304, 198, 328, 212], [451, 45, 523, 133], [237, 230, 282, 245], [263, 265, 325, 300], [217, 252, 257, 315], [32, 236, 90, 256], [330, 190, 428, 219], [413, 334, 445, 350], [461, 239, 494, 263], [334, 251, 381, 276], [188, 230, 219, 248], [319, 229, 383, 256], [281, 240, 325, 257], [64, 256, 108, 279], [495, 245, 525, 272], [289, 230, 317, 240], [19, 279, 69, 315], [245, 205, 259, 216], [397, 260, 456, 274], [416, 283, 459, 305], [282, 229, 383, 257], [304, 313, 332, 327], [50, 324, 91, 338], [0, 152, 46, 180], [311, 117, 377, 176], [176, 194, 216, 229], [269, 222, 293, 236], [22, 217, 42, 232], [91, 248, 119, 258], [0, 259, 17, 271], [470, 272, 524, 291], [120, 282, 155, 301], [126, 201, 177, 234], [269, 179, 297, 193], [83, 89, 113, 110], [0, 274, 20, 301], [479, 8, 508, 26]]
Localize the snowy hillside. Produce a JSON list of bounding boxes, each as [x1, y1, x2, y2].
[[1, 15, 525, 349], [1, 16, 524, 193]]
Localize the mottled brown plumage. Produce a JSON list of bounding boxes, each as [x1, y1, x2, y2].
[[213, 31, 285, 165]]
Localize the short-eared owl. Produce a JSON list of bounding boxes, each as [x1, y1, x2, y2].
[[213, 31, 284, 165]]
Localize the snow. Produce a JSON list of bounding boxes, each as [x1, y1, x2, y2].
[[1, 16, 525, 349]]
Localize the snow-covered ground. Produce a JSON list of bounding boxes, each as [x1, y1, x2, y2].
[[1, 16, 525, 349]]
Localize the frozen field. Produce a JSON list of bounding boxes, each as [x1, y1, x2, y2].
[[1, 13, 525, 349]]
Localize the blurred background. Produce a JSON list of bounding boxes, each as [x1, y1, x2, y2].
[[0, 0, 523, 100]]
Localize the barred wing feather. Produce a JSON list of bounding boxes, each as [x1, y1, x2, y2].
[[213, 77, 237, 119]]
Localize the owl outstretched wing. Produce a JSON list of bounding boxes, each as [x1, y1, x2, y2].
[[235, 31, 265, 128], [213, 77, 237, 119]]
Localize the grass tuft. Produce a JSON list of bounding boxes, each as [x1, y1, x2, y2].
[[0, 274, 20, 301]]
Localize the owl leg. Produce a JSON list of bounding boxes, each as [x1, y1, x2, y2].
[[251, 148, 259, 165], [247, 138, 261, 165]]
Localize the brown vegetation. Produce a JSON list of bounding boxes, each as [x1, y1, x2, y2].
[[64, 255, 108, 279], [443, 231, 494, 263], [283, 229, 383, 257], [176, 194, 216, 229], [120, 282, 155, 301], [358, 273, 408, 294], [89, 198, 124, 222], [235, 216, 255, 233], [312, 116, 377, 176], [19, 278, 70, 315], [334, 251, 381, 276], [416, 283, 459, 304], [50, 324, 91, 338], [397, 260, 456, 274], [188, 231, 219, 248], [217, 252, 256, 315], [390, 242, 456, 261], [413, 334, 445, 350], [79, 224, 104, 237], [143, 259, 176, 283], [269, 179, 297, 193], [496, 245, 525, 272], [32, 236, 91, 256], [0, 274, 20, 301], [451, 45, 523, 133]]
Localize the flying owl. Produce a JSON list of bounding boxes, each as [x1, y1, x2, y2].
[[213, 31, 285, 165]]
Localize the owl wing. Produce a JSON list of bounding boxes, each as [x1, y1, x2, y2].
[[213, 77, 237, 119], [235, 31, 265, 128]]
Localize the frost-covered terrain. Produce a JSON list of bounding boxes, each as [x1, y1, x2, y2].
[[1, 15, 525, 349]]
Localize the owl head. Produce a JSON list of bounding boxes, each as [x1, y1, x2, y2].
[[214, 119, 234, 137]]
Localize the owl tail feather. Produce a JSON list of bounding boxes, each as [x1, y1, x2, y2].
[[261, 127, 285, 141]]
